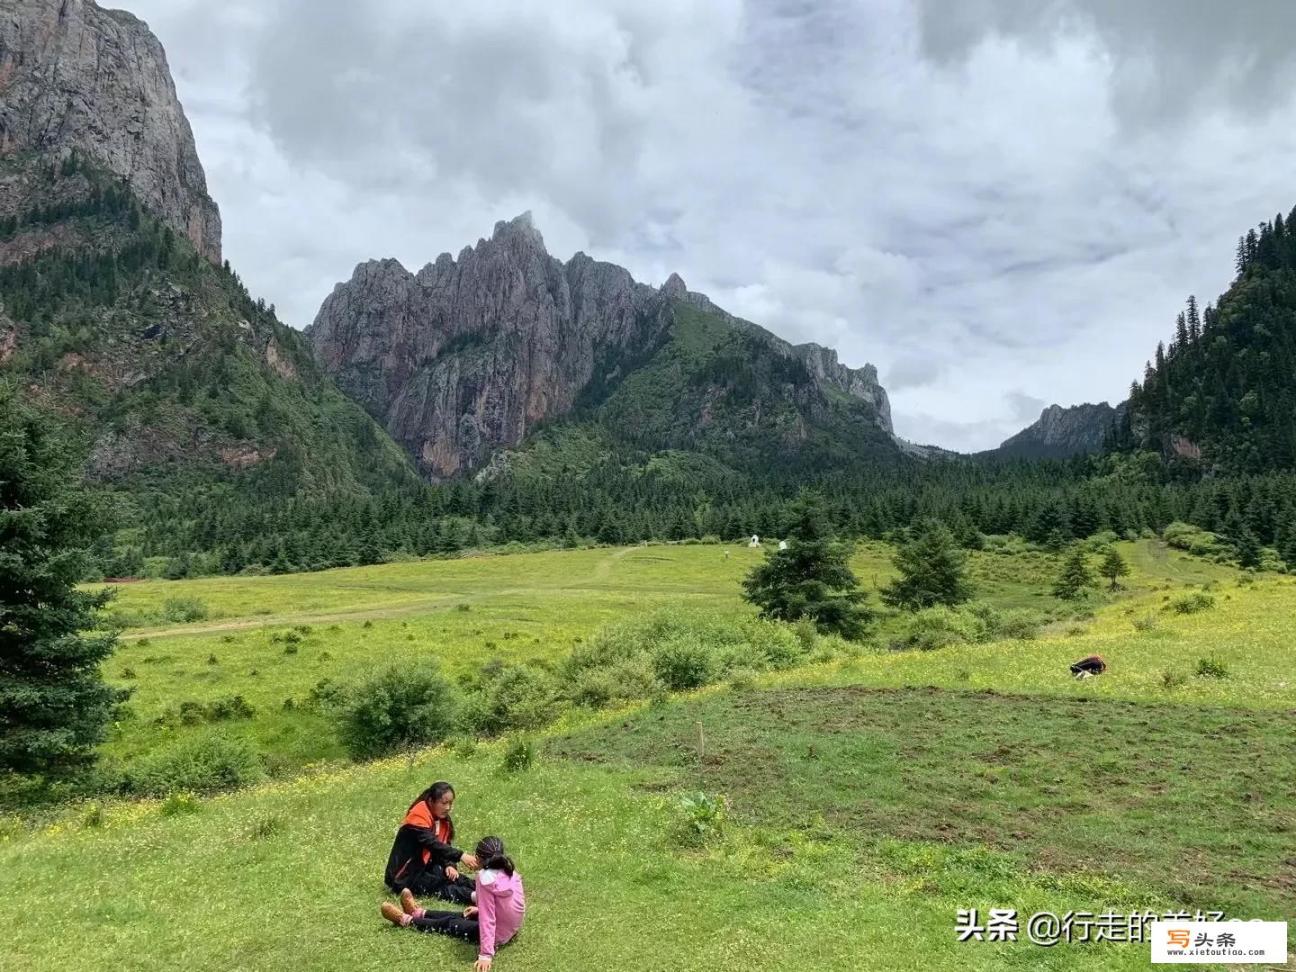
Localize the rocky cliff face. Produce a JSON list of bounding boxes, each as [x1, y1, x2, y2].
[[990, 401, 1125, 460], [0, 0, 221, 262], [310, 213, 893, 479]]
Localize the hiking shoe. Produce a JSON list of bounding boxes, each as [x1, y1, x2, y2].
[[381, 901, 410, 927], [400, 888, 423, 918]]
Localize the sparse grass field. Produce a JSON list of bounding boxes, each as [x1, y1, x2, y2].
[[2, 539, 1293, 970]]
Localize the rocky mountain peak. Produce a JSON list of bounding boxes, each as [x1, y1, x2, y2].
[[0, 0, 221, 262], [310, 214, 896, 479], [989, 400, 1126, 460]]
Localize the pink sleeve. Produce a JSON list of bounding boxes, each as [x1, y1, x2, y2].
[[477, 886, 498, 959]]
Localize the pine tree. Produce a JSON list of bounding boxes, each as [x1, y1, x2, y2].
[[742, 492, 872, 639], [881, 519, 973, 610], [1052, 545, 1093, 599], [1098, 546, 1130, 591], [0, 389, 120, 778], [1235, 527, 1262, 570]]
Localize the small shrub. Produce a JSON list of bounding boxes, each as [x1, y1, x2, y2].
[[501, 738, 534, 773], [1132, 614, 1158, 632], [675, 791, 728, 846], [340, 664, 460, 760], [207, 654, 218, 665], [792, 618, 818, 651], [1195, 657, 1229, 679], [283, 644, 298, 656], [205, 695, 255, 721], [1161, 669, 1187, 690], [1172, 592, 1216, 614], [456, 604, 472, 613], [652, 637, 716, 691], [362, 620, 374, 629], [306, 678, 350, 711], [221, 635, 236, 644], [82, 804, 105, 829], [129, 733, 265, 797], [120, 667, 137, 680], [460, 665, 559, 736], [159, 791, 202, 816], [727, 667, 757, 691], [161, 598, 208, 623], [452, 736, 478, 759]]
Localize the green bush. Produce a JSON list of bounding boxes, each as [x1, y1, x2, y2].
[[500, 738, 535, 773], [653, 636, 717, 690], [1171, 591, 1216, 614], [460, 665, 559, 736], [1195, 657, 1229, 679], [889, 603, 1043, 651], [161, 597, 208, 623], [340, 664, 460, 760], [562, 609, 811, 701], [157, 694, 256, 727], [1163, 522, 1222, 557], [127, 732, 265, 797], [1161, 669, 1187, 690], [160, 791, 202, 815], [1132, 614, 1158, 632]]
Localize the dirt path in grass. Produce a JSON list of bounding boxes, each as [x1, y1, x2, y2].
[[119, 547, 705, 641], [118, 595, 469, 640]]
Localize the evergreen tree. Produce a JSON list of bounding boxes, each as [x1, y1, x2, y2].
[[1052, 545, 1093, 599], [1098, 546, 1130, 591], [881, 519, 973, 610], [1235, 527, 1263, 570], [741, 492, 871, 639], [0, 389, 120, 778]]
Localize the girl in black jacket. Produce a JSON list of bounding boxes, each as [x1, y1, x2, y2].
[[384, 781, 480, 903]]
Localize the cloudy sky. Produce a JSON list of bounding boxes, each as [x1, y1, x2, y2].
[[124, 0, 1296, 451]]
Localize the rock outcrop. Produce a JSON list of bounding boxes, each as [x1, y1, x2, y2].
[[989, 401, 1126, 460], [310, 213, 893, 479], [0, 0, 221, 262]]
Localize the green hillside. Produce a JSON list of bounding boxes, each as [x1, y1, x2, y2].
[[1118, 205, 1296, 472], [0, 153, 422, 570]]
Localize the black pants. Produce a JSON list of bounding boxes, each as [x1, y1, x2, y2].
[[401, 868, 475, 905], [411, 909, 479, 944]]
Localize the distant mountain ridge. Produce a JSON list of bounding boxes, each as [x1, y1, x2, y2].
[[310, 213, 897, 480], [987, 402, 1126, 460]]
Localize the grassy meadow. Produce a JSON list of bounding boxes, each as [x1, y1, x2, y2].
[[2, 539, 1293, 970]]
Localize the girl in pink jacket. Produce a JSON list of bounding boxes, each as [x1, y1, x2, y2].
[[382, 836, 526, 970]]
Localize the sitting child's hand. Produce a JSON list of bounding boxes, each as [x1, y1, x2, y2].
[[446, 866, 460, 882], [460, 853, 480, 869], [473, 959, 492, 972], [463, 906, 479, 919]]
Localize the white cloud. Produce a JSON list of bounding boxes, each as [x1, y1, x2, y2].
[[120, 0, 1296, 451]]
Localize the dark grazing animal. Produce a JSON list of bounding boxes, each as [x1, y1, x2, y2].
[[1070, 654, 1107, 678]]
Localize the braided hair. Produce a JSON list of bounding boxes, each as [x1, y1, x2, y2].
[[475, 835, 515, 876]]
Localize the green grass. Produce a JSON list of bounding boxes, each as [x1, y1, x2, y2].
[[5, 538, 1290, 969], [0, 743, 1193, 971], [550, 685, 1296, 922]]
